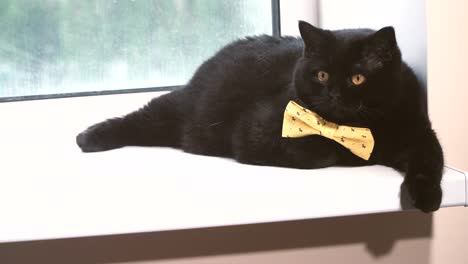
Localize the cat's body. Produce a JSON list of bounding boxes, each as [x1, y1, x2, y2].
[[77, 22, 443, 212]]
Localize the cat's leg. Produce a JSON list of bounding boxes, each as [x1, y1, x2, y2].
[[404, 128, 443, 212], [76, 91, 186, 152], [383, 128, 444, 212]]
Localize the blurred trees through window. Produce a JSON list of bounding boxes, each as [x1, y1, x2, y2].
[[0, 0, 272, 97]]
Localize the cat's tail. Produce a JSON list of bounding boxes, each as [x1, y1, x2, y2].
[[76, 89, 188, 152]]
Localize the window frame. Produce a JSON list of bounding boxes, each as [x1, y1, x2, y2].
[[0, 0, 281, 103]]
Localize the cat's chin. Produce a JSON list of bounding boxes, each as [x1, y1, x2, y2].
[[313, 106, 363, 126], [319, 111, 349, 124]]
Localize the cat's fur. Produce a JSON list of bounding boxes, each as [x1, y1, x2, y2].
[[77, 21, 444, 212]]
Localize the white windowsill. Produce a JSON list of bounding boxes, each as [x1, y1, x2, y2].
[[0, 92, 466, 243]]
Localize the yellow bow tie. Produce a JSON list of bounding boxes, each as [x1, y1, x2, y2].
[[282, 101, 375, 160]]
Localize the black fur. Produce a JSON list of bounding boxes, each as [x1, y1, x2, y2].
[[77, 21, 443, 212]]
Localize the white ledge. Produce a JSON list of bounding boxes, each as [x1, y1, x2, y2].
[[0, 92, 466, 243]]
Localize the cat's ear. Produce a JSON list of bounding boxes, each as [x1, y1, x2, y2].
[[365, 26, 399, 63], [298, 21, 330, 55]]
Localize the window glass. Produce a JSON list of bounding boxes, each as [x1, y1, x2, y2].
[[0, 0, 273, 98]]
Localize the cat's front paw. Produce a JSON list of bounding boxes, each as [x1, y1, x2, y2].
[[76, 127, 107, 153], [76, 121, 122, 153], [401, 176, 442, 213]]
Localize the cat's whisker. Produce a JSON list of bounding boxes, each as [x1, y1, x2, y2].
[[357, 101, 364, 112], [356, 104, 386, 122], [208, 121, 224, 127]]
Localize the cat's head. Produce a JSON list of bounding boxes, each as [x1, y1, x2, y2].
[[293, 21, 403, 125]]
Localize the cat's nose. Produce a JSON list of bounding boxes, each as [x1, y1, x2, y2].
[[328, 90, 340, 100]]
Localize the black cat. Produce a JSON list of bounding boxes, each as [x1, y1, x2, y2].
[[77, 21, 444, 212]]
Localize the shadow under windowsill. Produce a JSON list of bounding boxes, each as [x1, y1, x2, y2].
[[0, 210, 432, 264]]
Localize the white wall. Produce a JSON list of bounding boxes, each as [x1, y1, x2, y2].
[[280, 0, 320, 36], [427, 0, 468, 170]]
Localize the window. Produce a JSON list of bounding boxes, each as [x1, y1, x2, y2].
[[0, 0, 278, 100]]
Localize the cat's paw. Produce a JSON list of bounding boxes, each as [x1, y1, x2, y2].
[[400, 176, 442, 213], [76, 122, 122, 153], [76, 127, 106, 153]]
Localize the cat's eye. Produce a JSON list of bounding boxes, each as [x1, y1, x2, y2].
[[351, 74, 366, 85], [317, 71, 329, 82]]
